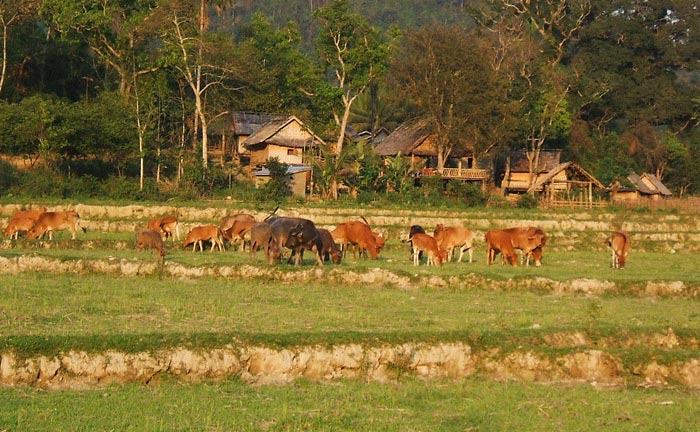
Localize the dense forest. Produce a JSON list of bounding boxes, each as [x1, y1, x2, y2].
[[0, 0, 698, 202]]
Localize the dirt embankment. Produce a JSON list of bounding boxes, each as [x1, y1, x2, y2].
[[3, 334, 700, 390]]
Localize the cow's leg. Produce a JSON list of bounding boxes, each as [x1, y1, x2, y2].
[[468, 247, 473, 263], [457, 247, 464, 263], [413, 246, 420, 266]]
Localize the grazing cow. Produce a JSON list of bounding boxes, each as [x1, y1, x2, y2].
[[3, 216, 37, 239], [248, 222, 282, 264], [330, 221, 380, 260], [26, 211, 86, 240], [270, 217, 323, 266], [503, 226, 547, 266], [318, 228, 342, 264], [147, 216, 180, 241], [607, 231, 630, 269], [183, 225, 224, 252], [222, 218, 256, 251], [485, 229, 518, 266], [408, 233, 444, 267], [407, 224, 426, 261], [433, 224, 474, 263], [135, 229, 167, 259]]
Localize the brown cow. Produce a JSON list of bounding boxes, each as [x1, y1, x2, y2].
[[408, 233, 444, 267], [3, 216, 37, 239], [147, 216, 180, 241], [330, 221, 380, 260], [407, 224, 426, 261], [222, 218, 256, 251], [607, 231, 630, 269], [318, 228, 342, 264], [183, 225, 224, 252], [248, 222, 282, 264], [26, 211, 85, 240], [433, 224, 474, 263], [3, 208, 47, 239], [485, 229, 518, 266], [135, 229, 167, 259], [503, 226, 547, 266]]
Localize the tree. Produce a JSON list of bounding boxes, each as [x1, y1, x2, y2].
[[313, 0, 390, 198], [0, 0, 39, 97], [472, 0, 590, 190], [389, 25, 507, 172], [41, 0, 158, 97], [153, 0, 244, 170]]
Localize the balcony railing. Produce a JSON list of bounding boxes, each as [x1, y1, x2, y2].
[[420, 167, 489, 180]]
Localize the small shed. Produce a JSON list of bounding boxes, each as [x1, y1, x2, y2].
[[611, 173, 672, 201], [253, 165, 313, 197], [527, 161, 605, 203]]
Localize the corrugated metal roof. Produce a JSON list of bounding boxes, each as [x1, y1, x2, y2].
[[627, 173, 672, 196], [253, 165, 313, 176]]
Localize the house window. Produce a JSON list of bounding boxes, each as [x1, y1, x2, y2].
[[287, 148, 295, 156]]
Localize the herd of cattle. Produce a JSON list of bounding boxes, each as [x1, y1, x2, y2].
[[1, 208, 631, 269]]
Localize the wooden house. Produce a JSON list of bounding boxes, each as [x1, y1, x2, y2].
[[611, 173, 672, 201], [503, 149, 605, 204], [241, 115, 324, 168], [374, 120, 490, 187]]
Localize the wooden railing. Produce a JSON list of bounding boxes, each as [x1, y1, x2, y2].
[[421, 168, 489, 180]]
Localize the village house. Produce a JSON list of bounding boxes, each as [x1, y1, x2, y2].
[[374, 120, 490, 189], [610, 172, 673, 202], [502, 149, 605, 205]]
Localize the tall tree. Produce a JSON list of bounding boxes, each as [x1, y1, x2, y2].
[[0, 0, 39, 97], [389, 25, 507, 172], [313, 0, 389, 198], [41, 0, 159, 96], [153, 0, 243, 170]]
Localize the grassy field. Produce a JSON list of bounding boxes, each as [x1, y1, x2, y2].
[[2, 205, 700, 431], [2, 378, 699, 431]]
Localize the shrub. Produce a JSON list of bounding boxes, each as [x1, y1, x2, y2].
[[517, 193, 539, 209]]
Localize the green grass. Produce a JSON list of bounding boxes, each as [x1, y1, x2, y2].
[[2, 377, 699, 431]]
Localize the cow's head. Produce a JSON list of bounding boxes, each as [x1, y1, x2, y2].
[[329, 246, 342, 265], [26, 223, 46, 239], [266, 237, 282, 264]]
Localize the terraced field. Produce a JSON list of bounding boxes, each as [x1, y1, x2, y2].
[[1, 202, 699, 392]]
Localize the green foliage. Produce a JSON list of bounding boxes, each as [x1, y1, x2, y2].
[[516, 193, 539, 209], [256, 157, 291, 203], [0, 161, 20, 193], [445, 181, 487, 207]]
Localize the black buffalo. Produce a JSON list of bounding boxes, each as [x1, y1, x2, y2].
[[269, 217, 324, 266]]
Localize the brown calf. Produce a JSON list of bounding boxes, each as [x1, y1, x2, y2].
[[222, 218, 256, 251], [318, 228, 342, 264], [409, 233, 444, 267], [3, 216, 37, 239], [26, 211, 85, 240], [183, 225, 224, 252], [433, 224, 474, 263], [147, 216, 180, 241], [607, 231, 630, 269], [485, 229, 518, 266], [135, 229, 167, 259]]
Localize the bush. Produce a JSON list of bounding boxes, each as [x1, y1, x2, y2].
[[0, 160, 20, 194], [517, 193, 539, 209], [446, 181, 487, 207]]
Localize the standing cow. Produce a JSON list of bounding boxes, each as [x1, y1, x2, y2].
[[183, 225, 224, 252], [407, 225, 426, 262], [147, 216, 180, 241], [433, 224, 474, 263], [503, 226, 547, 266], [135, 229, 167, 259], [26, 210, 86, 240], [248, 222, 282, 264], [607, 231, 630, 269], [270, 217, 324, 266], [485, 229, 518, 266], [330, 221, 381, 260], [318, 228, 342, 264], [408, 232, 444, 267]]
